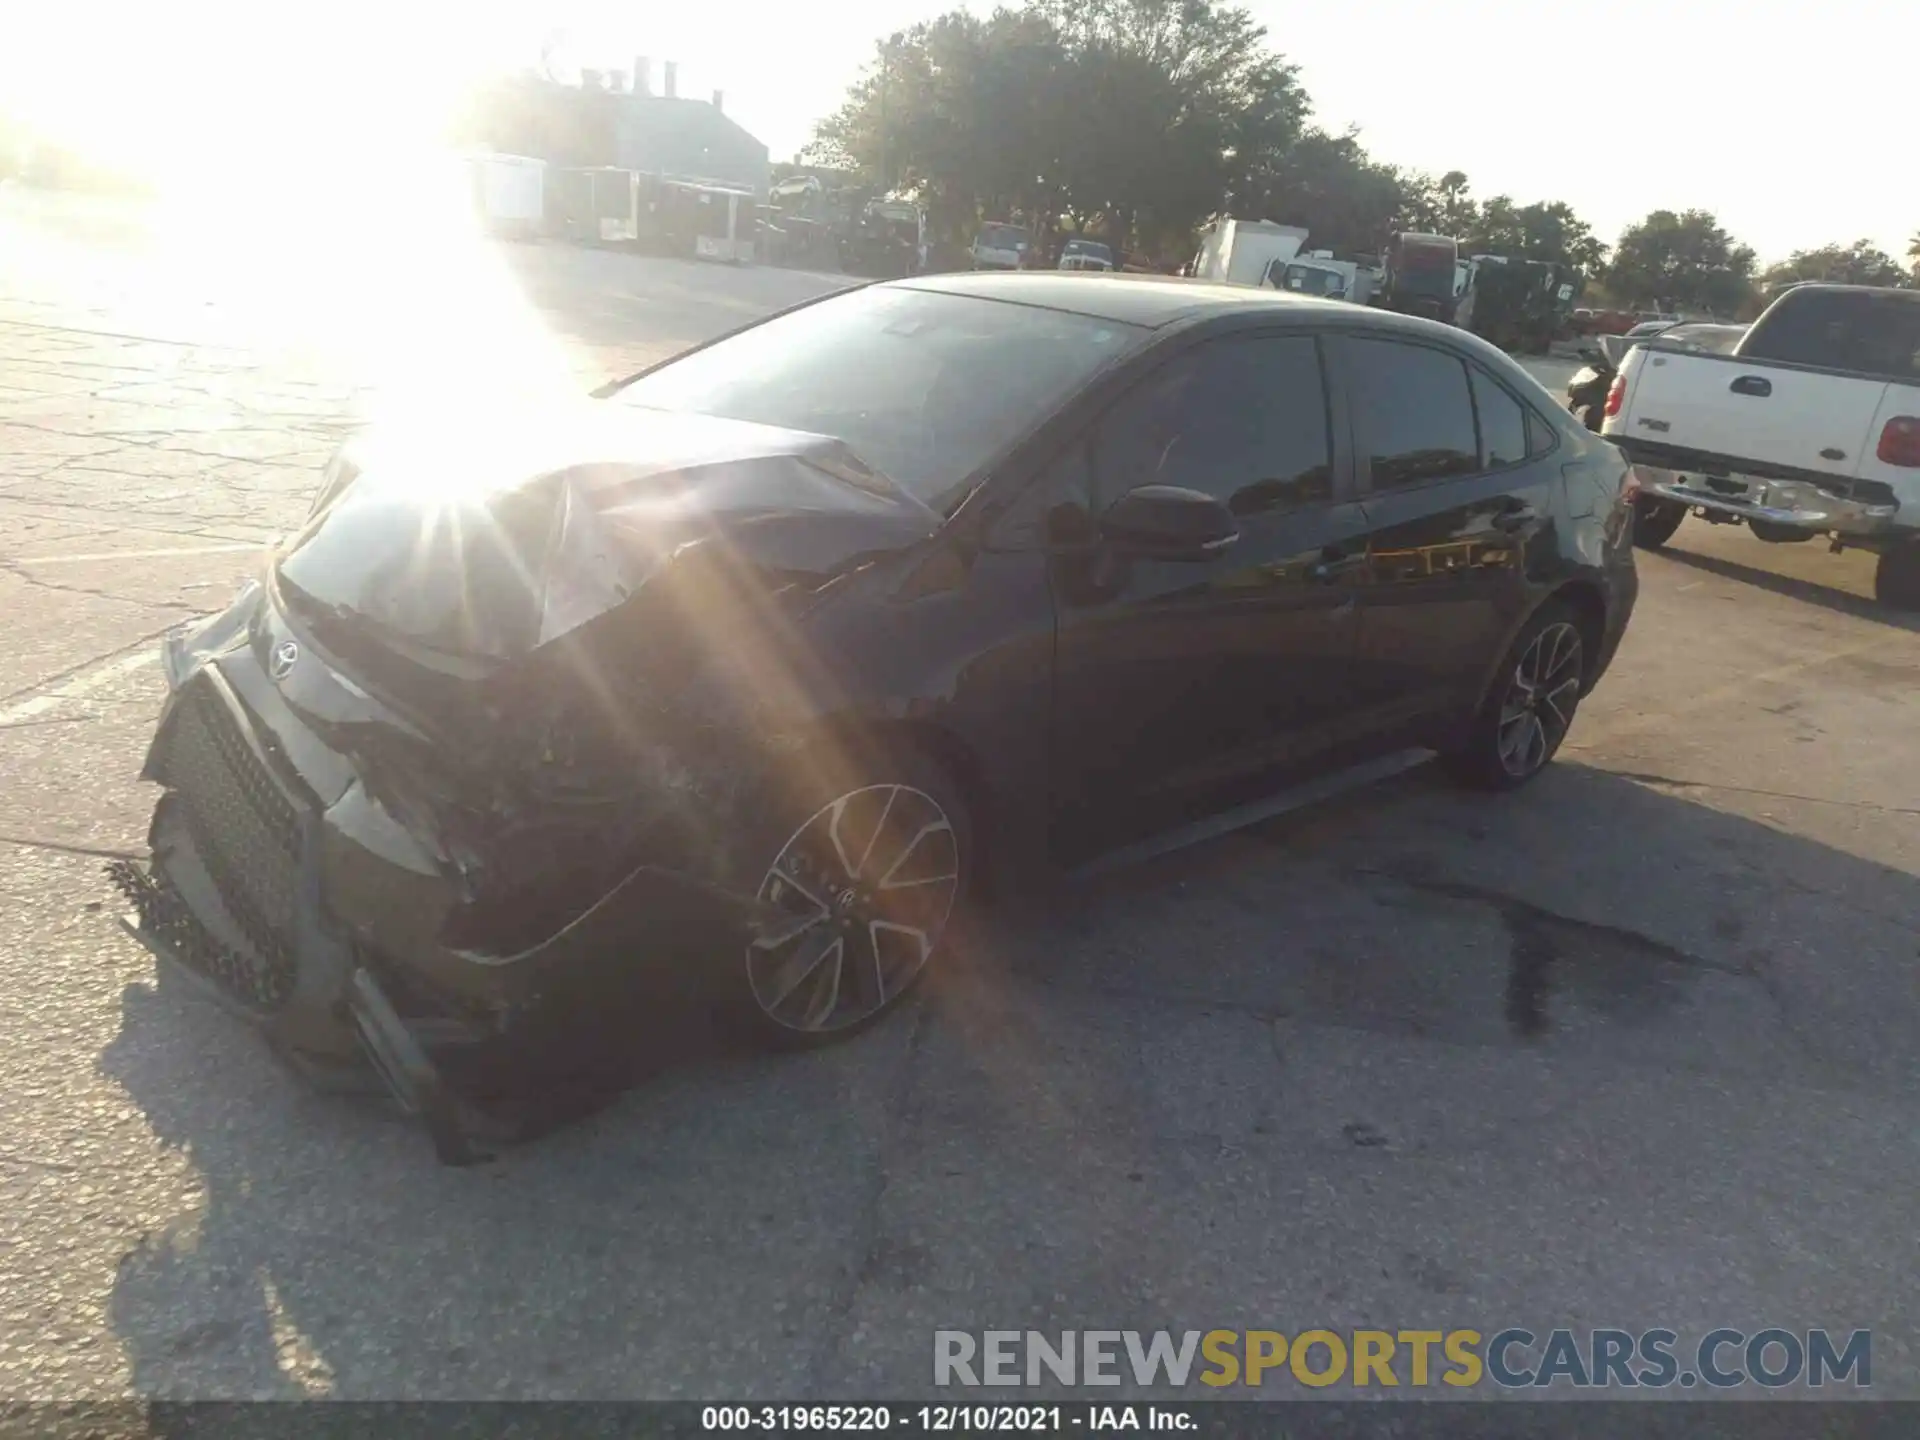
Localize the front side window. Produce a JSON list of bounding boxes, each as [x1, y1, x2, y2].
[[1346, 337, 1479, 490], [1087, 334, 1334, 519]]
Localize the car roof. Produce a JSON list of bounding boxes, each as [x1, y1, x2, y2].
[[887, 271, 1462, 338]]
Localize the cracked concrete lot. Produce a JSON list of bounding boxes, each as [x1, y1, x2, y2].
[[2, 187, 1919, 1403]]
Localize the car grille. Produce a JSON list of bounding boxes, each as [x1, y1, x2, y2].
[[152, 678, 304, 1008]]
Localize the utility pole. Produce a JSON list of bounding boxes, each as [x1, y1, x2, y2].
[[876, 39, 890, 196]]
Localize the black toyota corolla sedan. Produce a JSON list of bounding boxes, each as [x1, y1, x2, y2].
[[114, 273, 1638, 1161]]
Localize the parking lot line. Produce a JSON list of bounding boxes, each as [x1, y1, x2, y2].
[[16, 542, 263, 565], [0, 647, 158, 727]]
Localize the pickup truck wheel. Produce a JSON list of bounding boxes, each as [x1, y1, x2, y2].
[[1632, 496, 1686, 549], [1443, 601, 1587, 792], [1749, 520, 1815, 544], [1874, 540, 1920, 611]]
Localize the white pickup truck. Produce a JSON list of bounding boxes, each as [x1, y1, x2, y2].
[[1602, 283, 1920, 607]]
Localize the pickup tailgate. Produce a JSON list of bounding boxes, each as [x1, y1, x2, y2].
[[1607, 347, 1888, 479]]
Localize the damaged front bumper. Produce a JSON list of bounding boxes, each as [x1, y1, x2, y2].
[[113, 595, 768, 1165]]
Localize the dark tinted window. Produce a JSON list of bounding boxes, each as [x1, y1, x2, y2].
[[1090, 335, 1332, 516], [1740, 289, 1920, 379], [1469, 366, 1528, 468], [1347, 338, 1479, 489], [1526, 408, 1556, 457]]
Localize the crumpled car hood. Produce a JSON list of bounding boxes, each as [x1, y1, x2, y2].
[[276, 403, 942, 666]]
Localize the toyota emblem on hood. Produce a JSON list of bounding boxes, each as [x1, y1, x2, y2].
[[269, 640, 299, 681]]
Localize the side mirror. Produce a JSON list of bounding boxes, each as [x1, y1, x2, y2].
[[1099, 485, 1239, 562]]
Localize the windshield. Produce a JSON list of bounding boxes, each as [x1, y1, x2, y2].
[[978, 225, 1028, 251], [610, 286, 1145, 510], [1065, 240, 1111, 260], [1659, 323, 1746, 354], [1281, 263, 1345, 295]]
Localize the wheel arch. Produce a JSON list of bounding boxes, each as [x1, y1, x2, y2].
[[778, 714, 1001, 901], [1550, 578, 1609, 689], [1469, 579, 1609, 721]]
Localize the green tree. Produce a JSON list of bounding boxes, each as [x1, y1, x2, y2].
[[1762, 239, 1914, 291], [1608, 209, 1758, 315], [1464, 197, 1607, 276], [1237, 127, 1405, 256], [808, 12, 1071, 237], [807, 0, 1310, 256], [1434, 170, 1474, 235]]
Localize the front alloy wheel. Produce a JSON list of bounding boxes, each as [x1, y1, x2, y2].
[[747, 782, 962, 1040]]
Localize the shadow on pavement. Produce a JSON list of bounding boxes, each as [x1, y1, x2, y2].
[[98, 760, 1920, 1398], [1656, 543, 1920, 633]]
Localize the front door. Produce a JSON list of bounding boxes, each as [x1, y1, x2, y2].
[[1333, 335, 1562, 737], [1045, 330, 1366, 863]]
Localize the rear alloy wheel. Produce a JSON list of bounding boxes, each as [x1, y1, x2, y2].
[[1445, 603, 1587, 792], [1875, 539, 1920, 611], [744, 766, 967, 1047], [1632, 495, 1687, 549]]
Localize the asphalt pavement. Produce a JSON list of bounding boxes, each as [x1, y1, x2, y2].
[[2, 187, 1918, 1402]]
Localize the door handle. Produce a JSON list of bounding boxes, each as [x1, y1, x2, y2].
[[1308, 546, 1367, 583], [1730, 375, 1772, 398], [1491, 503, 1538, 533]]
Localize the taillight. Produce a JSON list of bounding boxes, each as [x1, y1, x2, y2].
[[1877, 416, 1920, 468], [1603, 374, 1626, 418]]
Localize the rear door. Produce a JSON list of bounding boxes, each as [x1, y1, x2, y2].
[[1335, 334, 1561, 735]]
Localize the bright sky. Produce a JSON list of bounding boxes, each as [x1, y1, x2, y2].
[[5, 0, 1910, 266]]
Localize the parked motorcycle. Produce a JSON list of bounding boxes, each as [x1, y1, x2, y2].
[[1565, 335, 1631, 431]]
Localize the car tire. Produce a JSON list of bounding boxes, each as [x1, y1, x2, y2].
[[1748, 519, 1815, 544], [1632, 495, 1686, 549], [731, 744, 972, 1050], [1443, 600, 1589, 792], [1874, 539, 1920, 611]]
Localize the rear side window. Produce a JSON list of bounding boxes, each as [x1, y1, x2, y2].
[[1525, 410, 1556, 457], [1346, 338, 1479, 489], [1739, 289, 1920, 379], [1090, 334, 1333, 516], [1469, 366, 1529, 468]]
